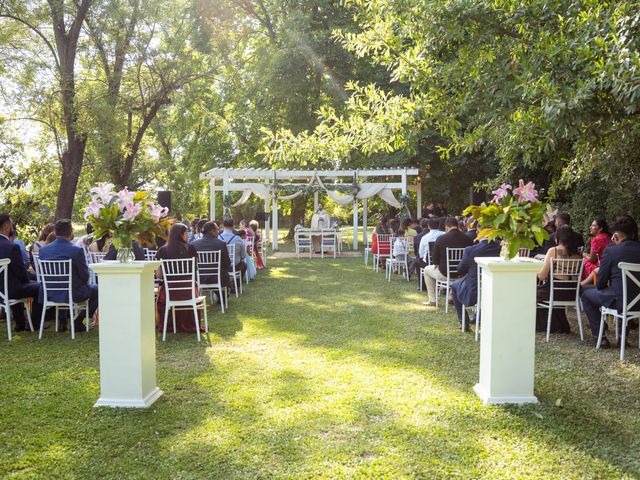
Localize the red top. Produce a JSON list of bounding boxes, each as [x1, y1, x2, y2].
[[584, 232, 611, 277]]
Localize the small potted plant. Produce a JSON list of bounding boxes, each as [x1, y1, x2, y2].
[[463, 180, 554, 260], [84, 183, 171, 262]]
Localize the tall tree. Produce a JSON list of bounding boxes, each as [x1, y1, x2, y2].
[[1, 0, 92, 219]]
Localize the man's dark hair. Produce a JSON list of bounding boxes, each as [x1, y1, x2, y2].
[[420, 218, 429, 229], [0, 214, 11, 230], [54, 219, 73, 237], [427, 218, 440, 230], [191, 218, 200, 228], [197, 218, 207, 231], [556, 212, 571, 226], [444, 216, 459, 229], [611, 215, 638, 240], [223, 218, 234, 228], [202, 221, 219, 235], [86, 223, 94, 235]]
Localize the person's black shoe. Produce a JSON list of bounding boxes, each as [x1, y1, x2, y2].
[[596, 336, 611, 349], [74, 323, 85, 332], [14, 325, 27, 332]]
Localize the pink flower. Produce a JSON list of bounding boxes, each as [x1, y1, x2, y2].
[[146, 202, 169, 223], [513, 179, 539, 203], [90, 182, 115, 203], [116, 187, 135, 211], [122, 202, 143, 221], [491, 183, 512, 203], [84, 198, 104, 220]]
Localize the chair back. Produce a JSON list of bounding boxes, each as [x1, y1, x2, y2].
[[391, 236, 410, 259], [549, 258, 583, 299], [197, 250, 222, 287], [445, 247, 466, 279], [423, 241, 434, 266], [295, 230, 312, 247], [32, 252, 41, 283], [376, 234, 393, 251], [88, 252, 107, 264], [245, 237, 255, 256], [518, 248, 531, 258], [0, 259, 9, 306], [321, 230, 336, 247], [144, 248, 157, 261], [38, 259, 73, 303], [619, 262, 640, 316], [226, 245, 237, 268], [161, 258, 197, 302]]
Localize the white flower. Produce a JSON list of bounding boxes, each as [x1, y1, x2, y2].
[[146, 202, 169, 223], [90, 182, 115, 203], [84, 198, 104, 220], [122, 202, 143, 221], [116, 187, 136, 212]]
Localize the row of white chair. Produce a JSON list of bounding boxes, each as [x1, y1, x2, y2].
[[294, 229, 339, 259]]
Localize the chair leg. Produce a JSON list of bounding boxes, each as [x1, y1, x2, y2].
[[461, 306, 466, 332], [233, 274, 239, 298], [172, 308, 177, 334], [475, 312, 480, 342], [55, 307, 59, 332], [596, 312, 606, 349], [620, 317, 627, 361], [4, 305, 11, 341], [202, 301, 208, 334], [39, 305, 47, 340], [25, 301, 34, 332], [69, 305, 75, 340], [575, 303, 584, 341], [192, 304, 201, 342], [545, 305, 553, 342], [162, 306, 169, 341], [445, 284, 450, 314], [218, 287, 225, 313]]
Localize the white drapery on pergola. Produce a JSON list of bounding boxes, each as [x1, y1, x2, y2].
[[199, 167, 421, 250]]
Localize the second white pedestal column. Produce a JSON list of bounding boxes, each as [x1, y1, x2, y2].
[[90, 261, 162, 408], [474, 257, 542, 405]]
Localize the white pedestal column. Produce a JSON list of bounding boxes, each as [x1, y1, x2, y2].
[[473, 257, 542, 405], [89, 261, 163, 408]]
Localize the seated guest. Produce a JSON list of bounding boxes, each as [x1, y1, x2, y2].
[[581, 216, 640, 348], [238, 230, 256, 280], [30, 223, 55, 258], [451, 239, 501, 328], [155, 223, 202, 333], [555, 212, 584, 249], [249, 220, 265, 269], [9, 228, 31, 270], [410, 219, 422, 235], [39, 219, 98, 332], [465, 218, 478, 241], [418, 217, 445, 264], [188, 218, 200, 242], [0, 214, 42, 331], [413, 219, 431, 289], [392, 229, 408, 263], [389, 219, 400, 235], [423, 217, 473, 306], [218, 218, 247, 280], [535, 225, 582, 334], [88, 233, 110, 253], [582, 218, 610, 280], [401, 219, 417, 237], [191, 221, 231, 290], [74, 223, 94, 248], [371, 222, 392, 267]]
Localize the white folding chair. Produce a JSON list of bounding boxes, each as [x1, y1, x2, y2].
[[197, 251, 228, 313], [37, 259, 90, 340], [364, 236, 372, 266], [160, 258, 208, 341], [295, 230, 313, 259], [87, 252, 107, 285], [461, 263, 483, 337], [518, 248, 531, 258], [386, 237, 411, 281], [597, 262, 640, 360], [537, 258, 585, 342], [243, 238, 255, 284], [321, 230, 337, 259], [435, 247, 466, 313], [31, 252, 41, 283], [373, 234, 393, 272], [0, 259, 34, 340], [226, 246, 243, 296], [418, 242, 433, 292], [144, 248, 157, 261]]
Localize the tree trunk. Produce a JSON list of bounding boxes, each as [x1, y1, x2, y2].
[[55, 138, 85, 219], [287, 196, 308, 239]]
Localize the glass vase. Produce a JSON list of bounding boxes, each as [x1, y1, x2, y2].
[[116, 246, 136, 263], [500, 240, 512, 261]]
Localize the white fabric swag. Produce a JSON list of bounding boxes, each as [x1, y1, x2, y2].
[[230, 172, 402, 208]]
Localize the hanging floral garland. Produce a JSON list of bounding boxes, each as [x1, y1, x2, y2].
[[276, 183, 359, 195], [222, 193, 232, 220], [398, 193, 411, 222]]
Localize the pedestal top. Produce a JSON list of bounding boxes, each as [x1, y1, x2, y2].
[[89, 261, 161, 275], [475, 257, 543, 273]]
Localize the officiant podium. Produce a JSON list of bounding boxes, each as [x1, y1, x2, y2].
[[310, 204, 331, 253]]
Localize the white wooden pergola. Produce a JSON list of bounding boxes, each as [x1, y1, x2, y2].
[[199, 167, 421, 250]]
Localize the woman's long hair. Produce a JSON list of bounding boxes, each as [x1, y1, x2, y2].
[[165, 223, 189, 258], [39, 223, 55, 242], [555, 225, 580, 256]]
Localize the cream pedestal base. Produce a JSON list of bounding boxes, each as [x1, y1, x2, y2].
[[89, 261, 162, 408], [474, 257, 542, 405]]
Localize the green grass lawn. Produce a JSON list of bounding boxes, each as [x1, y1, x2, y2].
[[1, 255, 639, 479]]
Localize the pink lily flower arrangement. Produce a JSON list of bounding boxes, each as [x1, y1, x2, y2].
[[84, 184, 171, 254], [464, 179, 553, 260]]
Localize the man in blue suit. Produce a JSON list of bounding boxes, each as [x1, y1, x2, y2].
[[581, 216, 640, 348], [39, 219, 99, 332], [0, 214, 42, 331], [451, 239, 501, 329]]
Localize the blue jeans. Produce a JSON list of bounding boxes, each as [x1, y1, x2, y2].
[[580, 287, 617, 337]]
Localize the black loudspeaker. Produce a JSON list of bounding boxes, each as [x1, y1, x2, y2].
[[470, 189, 487, 205], [157, 191, 172, 211]]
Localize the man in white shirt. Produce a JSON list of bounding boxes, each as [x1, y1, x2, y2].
[[418, 218, 445, 263]]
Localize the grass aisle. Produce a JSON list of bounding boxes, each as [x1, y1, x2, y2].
[[1, 256, 639, 479]]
